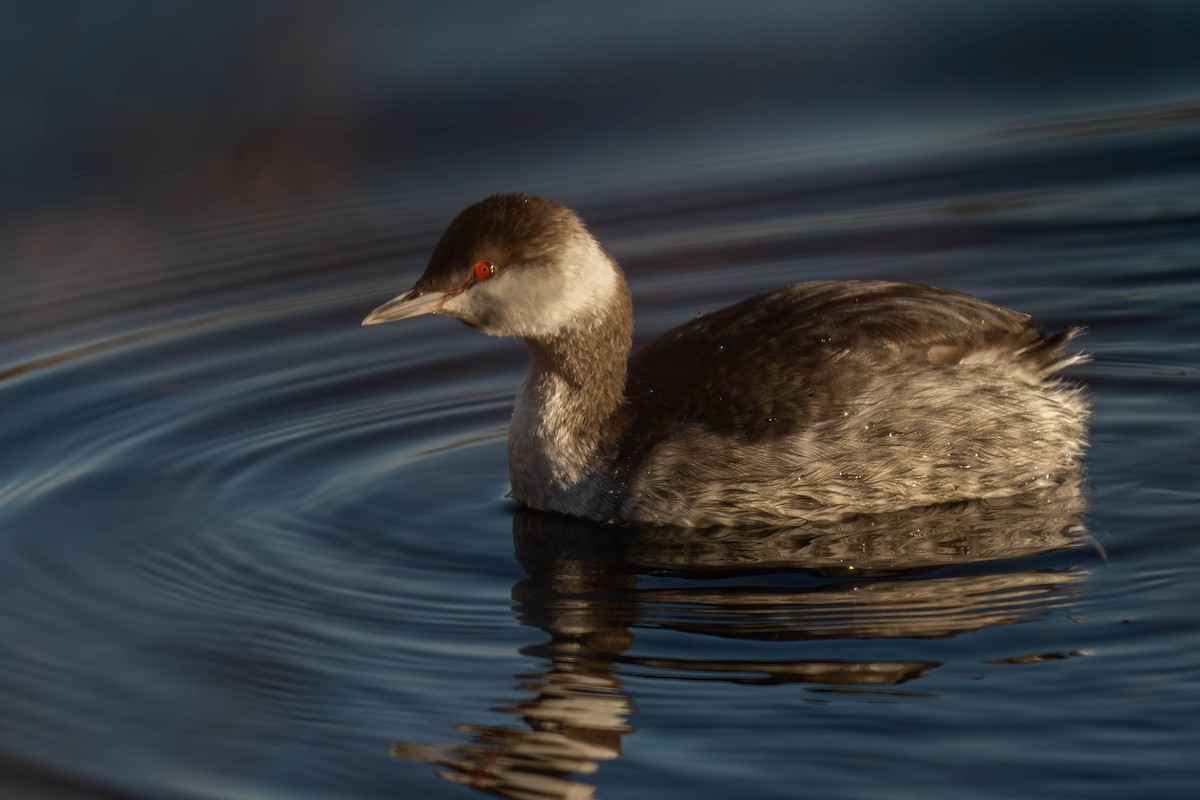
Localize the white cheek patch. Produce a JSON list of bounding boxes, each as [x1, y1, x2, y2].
[[442, 239, 619, 339], [538, 240, 620, 331]]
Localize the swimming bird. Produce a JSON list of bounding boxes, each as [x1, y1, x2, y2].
[[363, 194, 1088, 527]]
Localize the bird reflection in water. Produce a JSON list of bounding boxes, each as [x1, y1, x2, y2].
[[391, 474, 1089, 799]]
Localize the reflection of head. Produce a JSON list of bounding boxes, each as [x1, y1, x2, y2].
[[392, 665, 628, 800]]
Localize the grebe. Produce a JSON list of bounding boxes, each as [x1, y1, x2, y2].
[[364, 194, 1088, 527]]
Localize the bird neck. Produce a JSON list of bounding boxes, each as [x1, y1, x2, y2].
[[527, 280, 633, 435], [509, 277, 633, 495]]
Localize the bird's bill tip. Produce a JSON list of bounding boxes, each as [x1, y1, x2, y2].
[[361, 288, 445, 326]]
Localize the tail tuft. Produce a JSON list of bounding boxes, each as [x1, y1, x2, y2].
[[1026, 326, 1090, 377]]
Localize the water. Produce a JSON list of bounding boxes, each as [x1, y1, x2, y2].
[[2, 3, 1199, 798]]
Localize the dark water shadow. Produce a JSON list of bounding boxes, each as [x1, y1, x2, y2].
[[392, 475, 1089, 799]]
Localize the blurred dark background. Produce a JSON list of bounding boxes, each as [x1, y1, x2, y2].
[[4, 1, 1198, 213]]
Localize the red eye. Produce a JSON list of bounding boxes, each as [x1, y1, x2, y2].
[[473, 260, 495, 281]]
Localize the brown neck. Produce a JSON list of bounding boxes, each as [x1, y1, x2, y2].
[[524, 279, 633, 450]]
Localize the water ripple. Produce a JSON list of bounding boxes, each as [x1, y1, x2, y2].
[[1, 95, 1196, 799]]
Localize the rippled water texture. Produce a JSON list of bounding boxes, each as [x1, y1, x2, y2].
[[3, 4, 1200, 799]]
